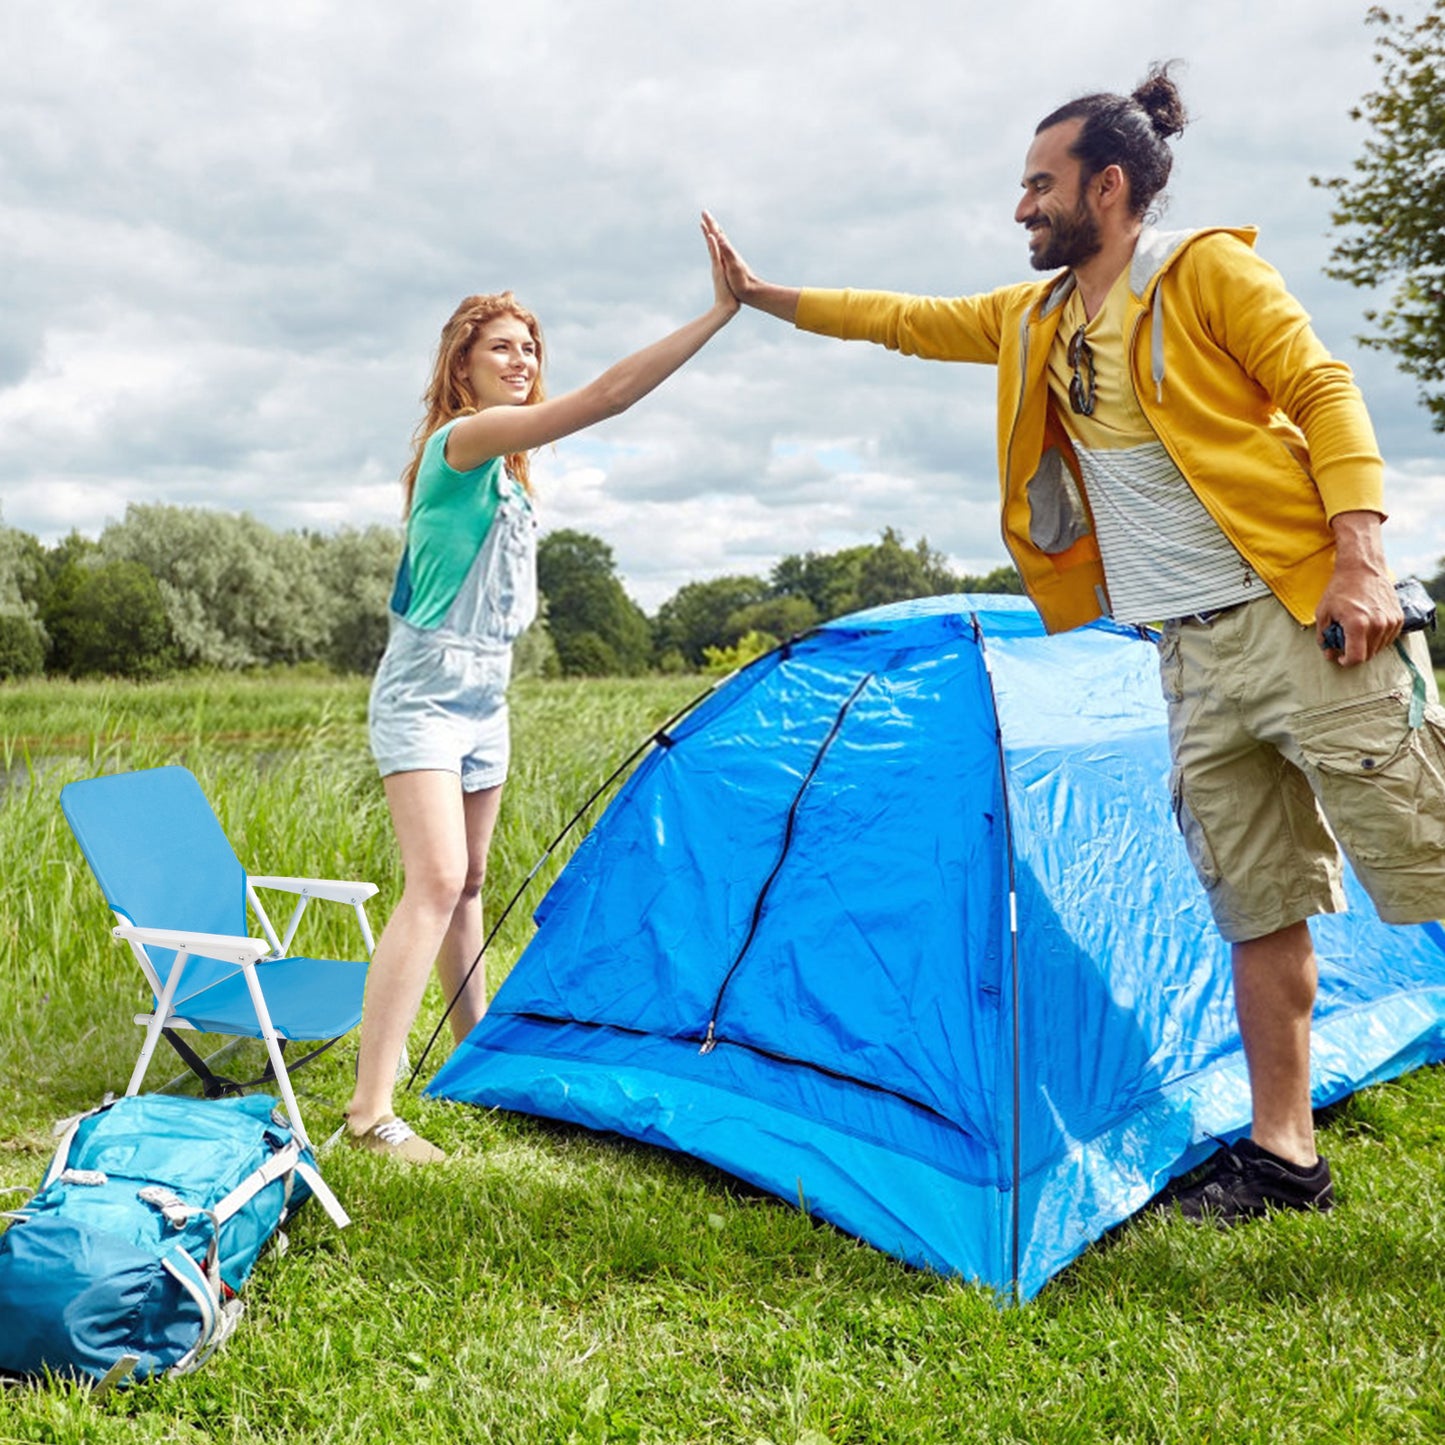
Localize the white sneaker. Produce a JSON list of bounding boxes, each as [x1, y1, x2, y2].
[[346, 1114, 446, 1164]]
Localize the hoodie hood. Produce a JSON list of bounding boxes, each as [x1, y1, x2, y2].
[[1130, 225, 1258, 296], [1127, 226, 1259, 402]]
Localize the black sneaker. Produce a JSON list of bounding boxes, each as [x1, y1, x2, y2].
[[1155, 1138, 1335, 1226]]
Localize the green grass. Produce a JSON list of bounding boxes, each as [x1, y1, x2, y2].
[[3, 672, 1445, 1443]]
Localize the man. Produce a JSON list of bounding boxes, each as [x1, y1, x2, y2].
[[703, 63, 1445, 1224]]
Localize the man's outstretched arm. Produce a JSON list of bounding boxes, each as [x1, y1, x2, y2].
[[703, 211, 800, 323]]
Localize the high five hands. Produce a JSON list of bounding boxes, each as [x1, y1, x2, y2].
[[702, 212, 801, 323]]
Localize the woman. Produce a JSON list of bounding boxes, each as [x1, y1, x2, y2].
[[347, 221, 738, 1160]]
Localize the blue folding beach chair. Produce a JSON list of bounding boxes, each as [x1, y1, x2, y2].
[[60, 766, 376, 1150]]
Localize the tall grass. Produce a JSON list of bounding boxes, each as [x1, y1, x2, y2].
[[0, 671, 703, 1138], [3, 671, 1445, 1443]]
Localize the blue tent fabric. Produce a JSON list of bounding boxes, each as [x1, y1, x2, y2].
[[429, 595, 1445, 1299]]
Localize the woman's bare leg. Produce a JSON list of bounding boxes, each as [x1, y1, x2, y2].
[[435, 784, 504, 1044], [346, 770, 468, 1134]]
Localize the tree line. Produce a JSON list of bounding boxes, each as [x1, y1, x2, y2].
[[0, 504, 1022, 682], [0, 506, 399, 682]]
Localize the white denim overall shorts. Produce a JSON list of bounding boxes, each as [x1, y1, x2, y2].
[[368, 488, 537, 791]]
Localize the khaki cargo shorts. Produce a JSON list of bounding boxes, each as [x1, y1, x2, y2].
[[1158, 593, 1445, 943]]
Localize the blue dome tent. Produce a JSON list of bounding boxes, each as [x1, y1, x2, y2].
[[429, 595, 1445, 1299]]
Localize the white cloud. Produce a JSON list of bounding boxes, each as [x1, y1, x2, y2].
[[3, 0, 1440, 608], [1383, 459, 1445, 582]]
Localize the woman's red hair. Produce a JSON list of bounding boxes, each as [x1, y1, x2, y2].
[[401, 292, 546, 514]]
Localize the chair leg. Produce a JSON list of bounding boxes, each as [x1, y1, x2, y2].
[[127, 1012, 171, 1096], [264, 1041, 311, 1153], [237, 962, 313, 1151], [128, 954, 191, 1096]]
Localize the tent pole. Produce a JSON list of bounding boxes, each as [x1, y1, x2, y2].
[[975, 615, 1024, 1304]]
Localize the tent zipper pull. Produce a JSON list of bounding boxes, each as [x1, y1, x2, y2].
[[699, 1021, 717, 1055]]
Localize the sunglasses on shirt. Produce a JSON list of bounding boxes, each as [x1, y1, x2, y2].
[[1068, 326, 1096, 416]]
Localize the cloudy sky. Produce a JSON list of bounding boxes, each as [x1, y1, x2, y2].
[[2, 0, 1439, 610]]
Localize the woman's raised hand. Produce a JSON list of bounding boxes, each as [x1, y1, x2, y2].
[[703, 213, 741, 317], [700, 212, 800, 323]]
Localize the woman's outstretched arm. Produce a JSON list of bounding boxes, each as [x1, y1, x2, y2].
[[445, 217, 739, 470]]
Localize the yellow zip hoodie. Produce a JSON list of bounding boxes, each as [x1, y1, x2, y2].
[[794, 227, 1384, 632]]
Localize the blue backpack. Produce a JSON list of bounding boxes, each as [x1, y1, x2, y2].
[[0, 1093, 348, 1389]]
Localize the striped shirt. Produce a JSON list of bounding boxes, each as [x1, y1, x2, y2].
[[1048, 272, 1262, 624], [1073, 440, 1263, 624]]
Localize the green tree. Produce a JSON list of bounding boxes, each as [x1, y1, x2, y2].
[[702, 629, 777, 677], [1423, 558, 1445, 667], [0, 610, 46, 679], [725, 594, 820, 647], [536, 529, 652, 676], [0, 513, 48, 676], [768, 529, 967, 617], [960, 563, 1025, 595], [651, 536, 1023, 665], [511, 612, 562, 680], [1, 518, 52, 613], [769, 545, 872, 619], [306, 525, 403, 674], [100, 504, 329, 668], [654, 574, 769, 668], [1313, 2, 1445, 429], [855, 528, 963, 610], [36, 531, 102, 636], [43, 559, 175, 679], [557, 630, 621, 677]]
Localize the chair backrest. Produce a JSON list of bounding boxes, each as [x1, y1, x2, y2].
[[61, 767, 251, 1002]]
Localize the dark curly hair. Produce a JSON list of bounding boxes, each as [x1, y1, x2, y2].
[[1035, 62, 1188, 219]]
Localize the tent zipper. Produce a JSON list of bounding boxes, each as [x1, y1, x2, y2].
[[700, 672, 874, 1054]]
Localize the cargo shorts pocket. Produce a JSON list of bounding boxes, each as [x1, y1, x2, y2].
[[1170, 767, 1220, 890], [1157, 626, 1184, 704], [1293, 693, 1445, 867]]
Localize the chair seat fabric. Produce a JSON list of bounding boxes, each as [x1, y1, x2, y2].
[[170, 957, 368, 1040]]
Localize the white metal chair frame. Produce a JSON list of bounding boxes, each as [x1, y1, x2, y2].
[[113, 875, 378, 1152]]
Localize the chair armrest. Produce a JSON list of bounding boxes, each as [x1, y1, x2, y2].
[[112, 924, 269, 966], [249, 875, 380, 905]]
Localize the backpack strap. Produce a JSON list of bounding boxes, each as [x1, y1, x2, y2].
[[138, 1187, 223, 1284], [162, 1249, 242, 1377], [208, 1143, 350, 1231], [211, 1143, 303, 1226], [40, 1105, 105, 1190], [293, 1160, 350, 1229], [1, 1182, 34, 1224], [92, 1354, 142, 1400]]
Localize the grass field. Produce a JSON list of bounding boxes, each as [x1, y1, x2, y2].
[[2, 670, 1445, 1443]]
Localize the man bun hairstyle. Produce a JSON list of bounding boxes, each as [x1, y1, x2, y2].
[[1037, 61, 1188, 219], [1131, 63, 1187, 142]]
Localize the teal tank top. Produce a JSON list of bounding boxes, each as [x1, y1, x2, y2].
[[389, 419, 509, 629]]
